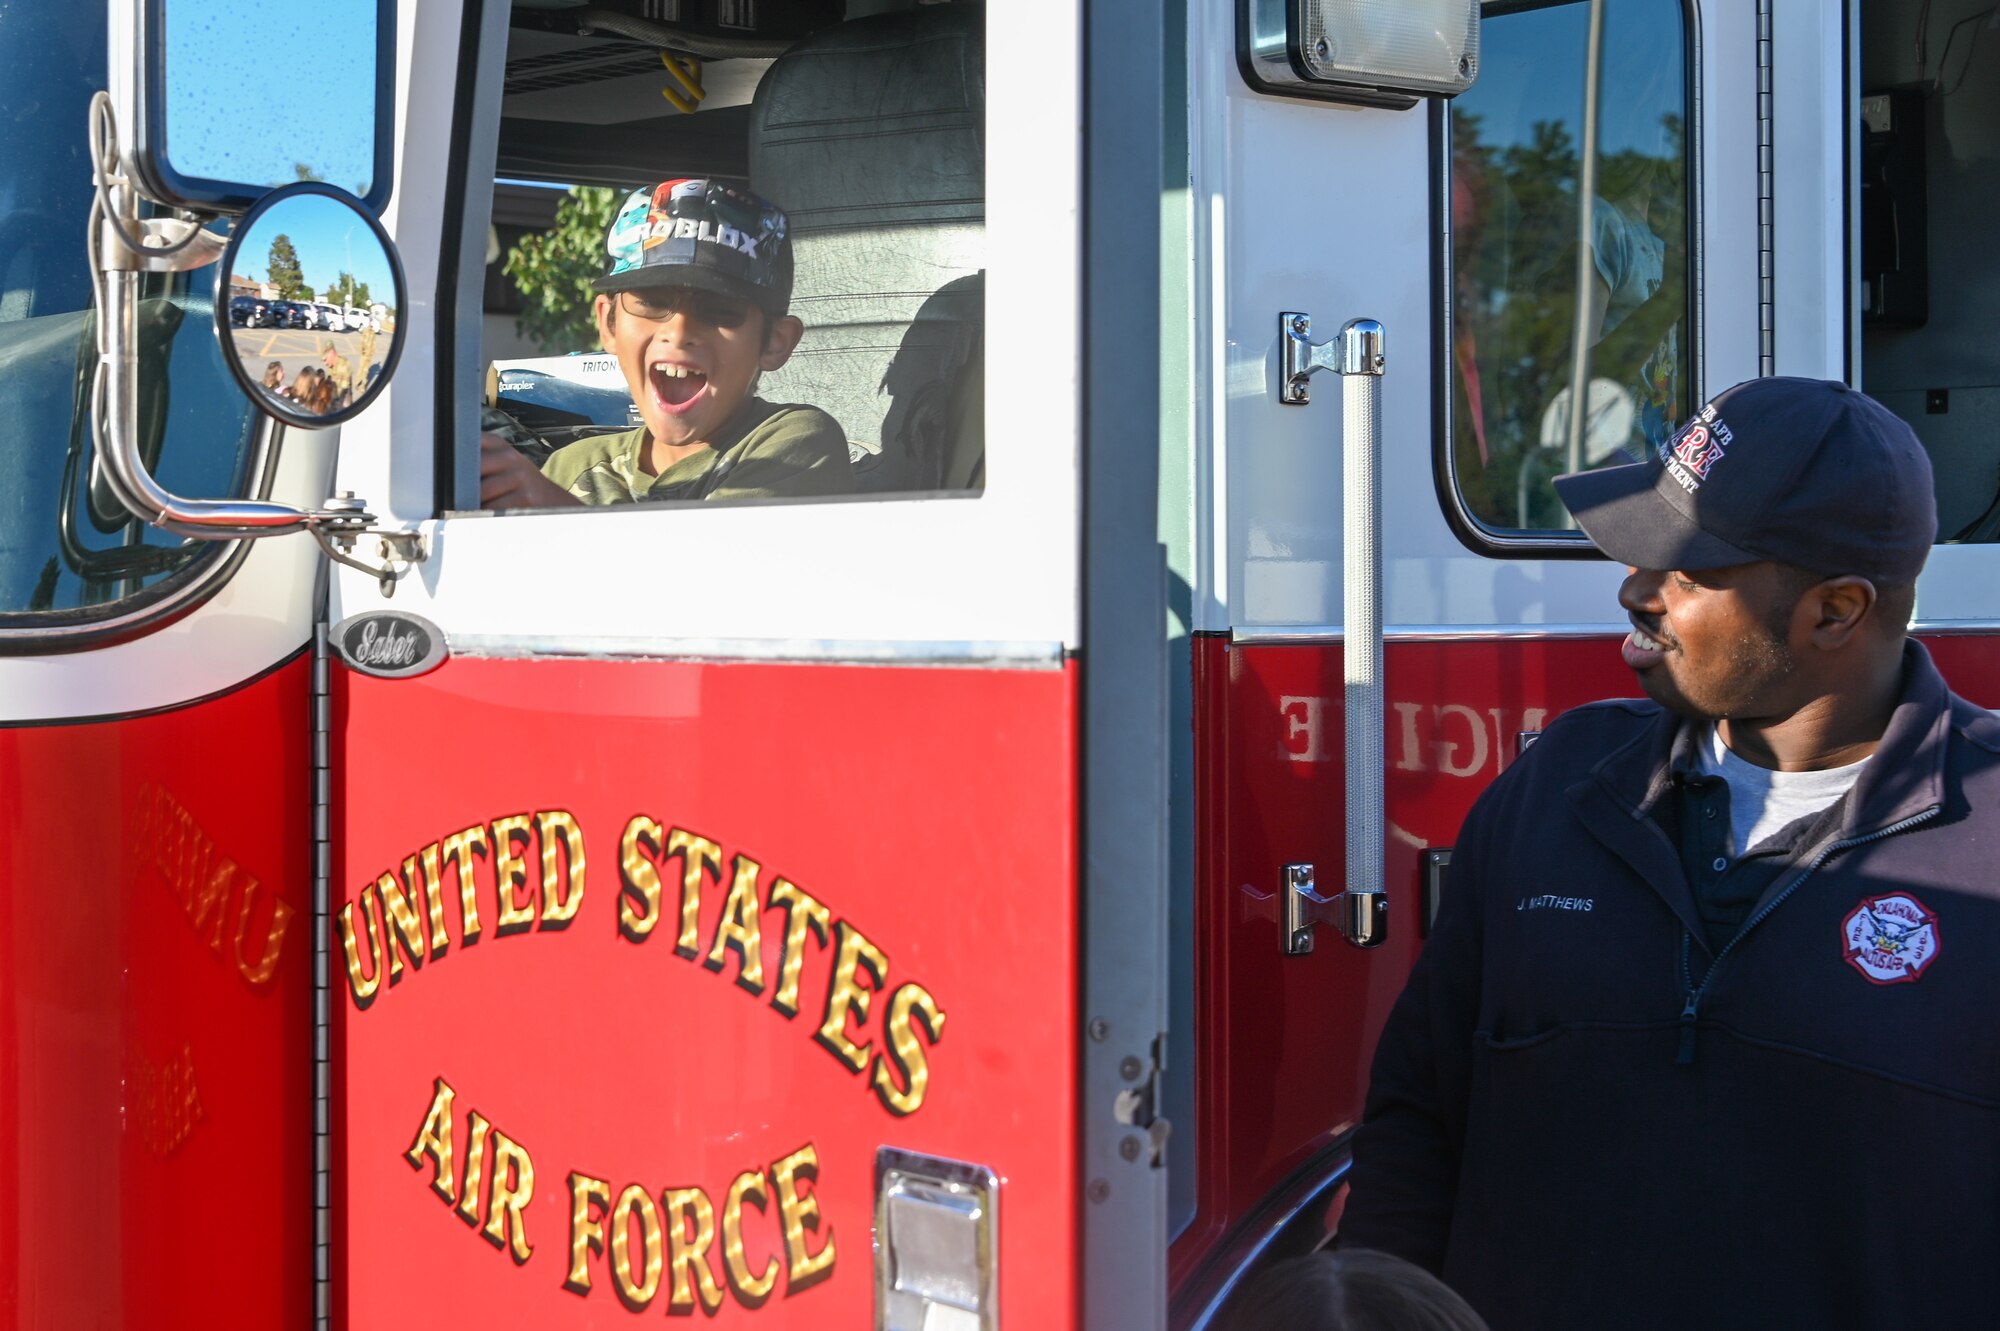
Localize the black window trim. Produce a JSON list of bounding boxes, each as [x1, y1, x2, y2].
[[1432, 0, 1704, 559]]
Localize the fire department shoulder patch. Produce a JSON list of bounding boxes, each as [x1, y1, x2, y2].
[[1841, 892, 1941, 985]]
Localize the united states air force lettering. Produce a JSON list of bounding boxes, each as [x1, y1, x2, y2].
[[341, 812, 942, 1312]]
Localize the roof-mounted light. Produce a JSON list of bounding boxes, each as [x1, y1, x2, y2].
[[1240, 0, 1481, 108]]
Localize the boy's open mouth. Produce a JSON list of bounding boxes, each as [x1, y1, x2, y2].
[[650, 363, 708, 414]]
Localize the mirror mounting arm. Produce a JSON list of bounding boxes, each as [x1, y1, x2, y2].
[[87, 93, 421, 593]]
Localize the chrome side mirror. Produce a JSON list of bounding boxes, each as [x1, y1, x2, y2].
[[215, 183, 405, 430]]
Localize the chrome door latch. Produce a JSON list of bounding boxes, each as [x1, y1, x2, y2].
[[1282, 862, 1388, 954], [1279, 312, 1387, 405]]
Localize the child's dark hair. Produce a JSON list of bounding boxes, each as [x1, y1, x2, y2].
[[1224, 1249, 1489, 1331]]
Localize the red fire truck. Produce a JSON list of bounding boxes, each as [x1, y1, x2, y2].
[[2, 0, 1994, 1326]]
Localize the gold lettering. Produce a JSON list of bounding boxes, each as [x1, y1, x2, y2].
[[565, 1172, 613, 1295], [457, 1111, 492, 1228], [871, 982, 946, 1117], [375, 866, 430, 982], [618, 816, 664, 942], [492, 815, 537, 935], [814, 921, 888, 1074], [441, 824, 490, 945], [664, 1187, 725, 1314], [337, 887, 386, 1010], [772, 1143, 836, 1295], [403, 1076, 458, 1205], [665, 828, 723, 960], [721, 1169, 779, 1308], [482, 1130, 536, 1264], [611, 1184, 664, 1312], [417, 842, 450, 955], [703, 854, 767, 995], [230, 879, 293, 987], [767, 880, 830, 1018], [536, 810, 586, 929], [188, 849, 235, 950]]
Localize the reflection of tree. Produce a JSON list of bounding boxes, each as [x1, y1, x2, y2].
[[293, 162, 323, 182], [265, 232, 312, 300], [323, 272, 372, 306], [1452, 108, 1687, 529]]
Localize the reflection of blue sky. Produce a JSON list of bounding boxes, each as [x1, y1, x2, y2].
[[1467, 0, 1684, 156], [163, 0, 377, 193], [235, 192, 396, 303]]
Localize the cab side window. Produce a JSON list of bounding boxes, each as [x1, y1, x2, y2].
[[479, 2, 984, 511], [0, 9, 260, 626], [1446, 0, 1692, 536]]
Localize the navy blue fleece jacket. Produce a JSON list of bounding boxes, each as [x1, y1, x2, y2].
[[1341, 641, 2000, 1330]]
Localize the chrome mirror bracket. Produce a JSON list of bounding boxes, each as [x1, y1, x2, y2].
[[86, 94, 424, 593]]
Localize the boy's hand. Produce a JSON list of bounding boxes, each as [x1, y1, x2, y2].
[[480, 433, 582, 509]]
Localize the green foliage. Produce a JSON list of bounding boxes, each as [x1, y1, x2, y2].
[[294, 162, 324, 182], [1450, 108, 1689, 530], [323, 272, 372, 307], [264, 232, 313, 300], [503, 186, 621, 355]]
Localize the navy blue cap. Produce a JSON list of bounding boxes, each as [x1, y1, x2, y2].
[[1553, 377, 1936, 581]]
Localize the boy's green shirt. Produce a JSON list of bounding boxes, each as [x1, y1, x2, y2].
[[541, 398, 853, 504]]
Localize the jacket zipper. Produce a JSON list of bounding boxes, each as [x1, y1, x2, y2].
[[1675, 804, 1939, 1065]]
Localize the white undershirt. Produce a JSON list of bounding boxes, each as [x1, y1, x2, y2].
[[1695, 726, 1870, 854]]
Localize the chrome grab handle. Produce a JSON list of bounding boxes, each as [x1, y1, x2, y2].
[[1275, 310, 1390, 954]]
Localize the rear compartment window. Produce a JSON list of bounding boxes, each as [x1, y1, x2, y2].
[[1445, 0, 1693, 537], [476, 2, 985, 513]]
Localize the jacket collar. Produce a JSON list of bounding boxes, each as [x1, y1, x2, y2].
[[1562, 638, 1962, 949]]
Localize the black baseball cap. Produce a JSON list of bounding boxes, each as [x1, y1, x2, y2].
[[594, 178, 793, 314], [1553, 377, 1936, 581]]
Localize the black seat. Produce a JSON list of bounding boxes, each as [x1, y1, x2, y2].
[[748, 5, 984, 491]]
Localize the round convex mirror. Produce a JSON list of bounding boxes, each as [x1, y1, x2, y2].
[[213, 181, 406, 429]]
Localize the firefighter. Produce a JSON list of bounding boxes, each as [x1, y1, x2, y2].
[[1343, 377, 2000, 1330]]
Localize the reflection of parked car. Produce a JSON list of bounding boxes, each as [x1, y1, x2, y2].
[[316, 304, 342, 331], [342, 308, 368, 332], [229, 295, 265, 327]]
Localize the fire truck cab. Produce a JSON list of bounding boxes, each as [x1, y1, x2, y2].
[[1, 0, 1996, 1327]]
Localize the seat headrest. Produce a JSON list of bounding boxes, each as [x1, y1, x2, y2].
[[749, 7, 983, 232]]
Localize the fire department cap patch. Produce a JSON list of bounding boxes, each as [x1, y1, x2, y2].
[[1551, 376, 1936, 581], [595, 177, 793, 314], [1842, 891, 1941, 985]]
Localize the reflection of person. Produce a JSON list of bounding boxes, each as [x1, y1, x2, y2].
[[320, 341, 353, 409], [479, 178, 850, 508], [261, 360, 286, 394], [287, 366, 318, 403], [1225, 1250, 1488, 1331], [1340, 378, 2000, 1329], [357, 320, 378, 389]]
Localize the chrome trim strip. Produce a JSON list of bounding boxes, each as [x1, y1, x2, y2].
[[1232, 620, 2000, 645], [1232, 622, 1628, 644], [447, 634, 1067, 667], [311, 616, 332, 1331], [1756, 0, 1774, 376]]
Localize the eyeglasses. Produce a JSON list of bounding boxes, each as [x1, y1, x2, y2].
[[616, 288, 756, 330]]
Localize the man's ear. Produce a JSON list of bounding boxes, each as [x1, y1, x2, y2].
[[594, 294, 617, 353], [1804, 575, 1879, 650], [759, 314, 805, 371]]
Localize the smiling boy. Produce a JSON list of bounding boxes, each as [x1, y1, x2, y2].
[[480, 179, 851, 508]]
